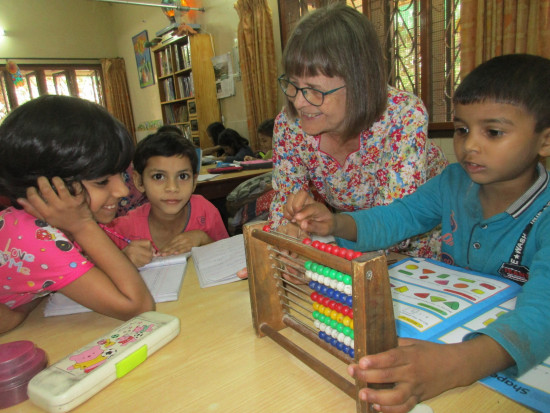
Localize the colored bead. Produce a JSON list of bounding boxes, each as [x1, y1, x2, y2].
[[318, 242, 327, 251], [325, 244, 333, 254], [349, 309, 353, 319], [331, 246, 340, 256], [311, 240, 321, 249], [302, 237, 312, 245], [262, 224, 271, 232], [346, 249, 356, 260], [338, 248, 348, 258], [353, 251, 362, 259], [343, 275, 352, 285]]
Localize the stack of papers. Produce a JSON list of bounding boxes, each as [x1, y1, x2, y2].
[[43, 254, 189, 317], [191, 234, 246, 288]]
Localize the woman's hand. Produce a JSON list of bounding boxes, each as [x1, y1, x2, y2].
[[284, 190, 335, 236], [17, 176, 94, 236]]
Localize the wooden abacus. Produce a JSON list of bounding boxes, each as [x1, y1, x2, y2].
[[243, 222, 398, 413]]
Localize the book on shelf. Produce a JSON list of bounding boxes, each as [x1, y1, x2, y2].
[[43, 253, 189, 317], [388, 257, 549, 412]]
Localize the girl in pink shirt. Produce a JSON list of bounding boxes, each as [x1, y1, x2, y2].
[[106, 132, 228, 268], [0, 95, 154, 333]]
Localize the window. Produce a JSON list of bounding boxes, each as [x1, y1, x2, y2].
[[277, 0, 461, 126], [0, 64, 104, 122]]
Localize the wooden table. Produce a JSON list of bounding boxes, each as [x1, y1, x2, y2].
[[195, 165, 272, 202], [0, 260, 528, 413]]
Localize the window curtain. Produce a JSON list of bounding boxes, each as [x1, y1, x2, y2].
[[101, 58, 137, 145], [460, 0, 550, 77], [234, 0, 278, 148]]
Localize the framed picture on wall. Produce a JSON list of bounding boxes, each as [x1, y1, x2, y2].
[[132, 30, 155, 88]]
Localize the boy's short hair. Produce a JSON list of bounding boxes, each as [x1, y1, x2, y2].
[[257, 118, 275, 137], [454, 54, 550, 132], [133, 132, 198, 175]]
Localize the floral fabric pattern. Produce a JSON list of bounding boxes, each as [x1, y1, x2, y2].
[[270, 86, 448, 258]]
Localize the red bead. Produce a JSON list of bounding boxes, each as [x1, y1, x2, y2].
[[349, 309, 354, 319], [311, 292, 319, 302], [331, 246, 340, 256], [302, 237, 312, 245], [328, 300, 336, 310], [346, 249, 356, 260], [338, 248, 348, 258], [335, 303, 343, 313], [318, 242, 328, 251], [262, 224, 271, 232], [325, 244, 333, 254], [353, 251, 362, 259], [322, 296, 331, 306], [341, 306, 350, 316], [312, 240, 321, 249]]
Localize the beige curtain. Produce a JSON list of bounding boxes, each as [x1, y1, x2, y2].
[[234, 0, 278, 148], [461, 0, 550, 77], [101, 58, 137, 145]]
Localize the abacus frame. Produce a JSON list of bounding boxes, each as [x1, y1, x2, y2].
[[243, 222, 398, 413]]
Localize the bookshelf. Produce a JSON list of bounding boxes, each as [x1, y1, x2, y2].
[[152, 33, 221, 148]]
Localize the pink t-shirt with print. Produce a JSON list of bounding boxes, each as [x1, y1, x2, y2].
[[106, 194, 229, 250], [0, 207, 94, 308]]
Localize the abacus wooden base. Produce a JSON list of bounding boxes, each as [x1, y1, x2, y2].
[[243, 222, 398, 413]]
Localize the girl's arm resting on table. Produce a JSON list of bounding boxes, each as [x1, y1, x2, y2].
[[0, 300, 43, 334], [349, 335, 514, 413]]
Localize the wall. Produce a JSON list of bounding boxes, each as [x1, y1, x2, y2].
[[0, 0, 117, 60], [107, 0, 283, 141], [0, 0, 459, 163]]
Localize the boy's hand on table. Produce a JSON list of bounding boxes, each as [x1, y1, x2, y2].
[[158, 230, 211, 256], [123, 240, 155, 268]]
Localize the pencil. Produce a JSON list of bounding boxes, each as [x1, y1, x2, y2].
[[99, 224, 132, 244]]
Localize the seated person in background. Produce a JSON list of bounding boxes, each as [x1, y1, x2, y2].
[[202, 121, 225, 156], [227, 119, 276, 235], [105, 132, 229, 268], [217, 128, 254, 163], [244, 118, 275, 161], [284, 54, 550, 413]]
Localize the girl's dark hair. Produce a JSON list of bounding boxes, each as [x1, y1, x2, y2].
[[206, 122, 225, 145], [0, 95, 134, 205], [282, 3, 387, 139], [157, 124, 184, 135], [453, 54, 550, 132], [257, 118, 275, 137], [133, 132, 198, 175], [218, 128, 249, 152]]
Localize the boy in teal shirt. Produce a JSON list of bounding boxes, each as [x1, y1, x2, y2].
[[284, 54, 550, 412]]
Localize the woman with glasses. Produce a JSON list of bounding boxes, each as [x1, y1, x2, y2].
[[270, 3, 447, 258]]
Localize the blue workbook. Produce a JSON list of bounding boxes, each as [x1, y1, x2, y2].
[[389, 258, 550, 413]]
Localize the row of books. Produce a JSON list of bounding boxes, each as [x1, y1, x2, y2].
[[156, 48, 173, 77], [161, 74, 194, 102], [177, 73, 194, 98], [163, 104, 190, 124], [175, 42, 192, 71]]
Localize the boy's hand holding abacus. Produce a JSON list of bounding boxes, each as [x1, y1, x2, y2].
[[18, 176, 95, 236]]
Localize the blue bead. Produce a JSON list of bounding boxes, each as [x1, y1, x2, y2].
[[319, 331, 326, 340], [346, 295, 353, 307], [350, 349, 355, 358]]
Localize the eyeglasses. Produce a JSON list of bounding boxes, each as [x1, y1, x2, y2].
[[278, 75, 346, 107]]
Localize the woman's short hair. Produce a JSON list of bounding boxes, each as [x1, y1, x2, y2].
[[0, 95, 134, 204], [282, 3, 387, 138]]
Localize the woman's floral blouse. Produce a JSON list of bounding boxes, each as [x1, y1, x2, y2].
[[270, 86, 448, 258]]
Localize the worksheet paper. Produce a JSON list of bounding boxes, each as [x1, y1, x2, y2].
[[191, 234, 246, 288], [43, 257, 188, 317]]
